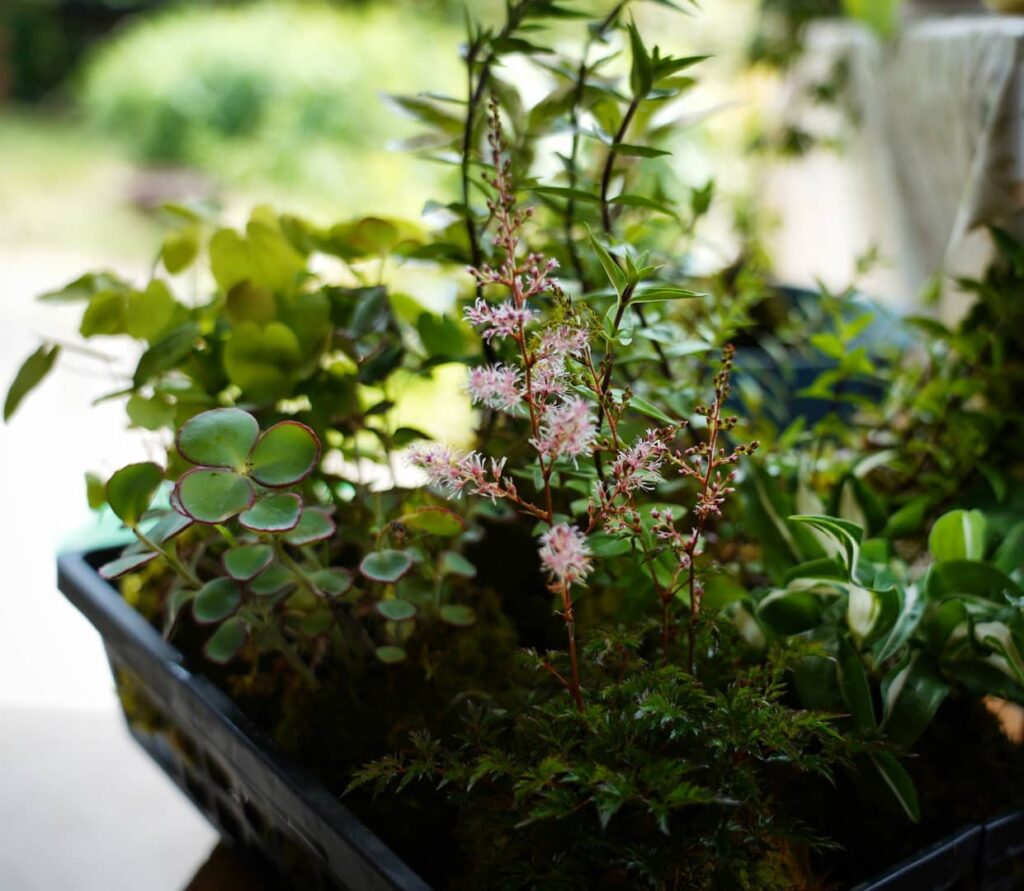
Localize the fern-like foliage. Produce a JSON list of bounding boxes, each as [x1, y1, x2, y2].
[[351, 624, 858, 890]]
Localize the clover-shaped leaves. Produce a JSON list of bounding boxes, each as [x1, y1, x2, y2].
[[173, 408, 321, 528]]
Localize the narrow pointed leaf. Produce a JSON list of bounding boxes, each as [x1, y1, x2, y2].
[[4, 344, 60, 421], [99, 550, 159, 580]]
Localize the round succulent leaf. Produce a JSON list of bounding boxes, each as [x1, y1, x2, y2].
[[193, 578, 242, 624], [176, 407, 259, 469], [144, 511, 193, 545], [99, 550, 158, 581], [297, 609, 334, 637], [440, 551, 477, 579], [239, 492, 302, 533], [440, 604, 477, 627], [375, 645, 407, 664], [284, 508, 336, 547], [310, 568, 353, 598], [248, 420, 321, 487], [360, 549, 413, 584], [375, 599, 417, 622], [204, 617, 247, 664], [175, 468, 254, 524], [399, 507, 466, 537], [107, 462, 164, 528], [250, 561, 295, 597], [223, 544, 274, 581]]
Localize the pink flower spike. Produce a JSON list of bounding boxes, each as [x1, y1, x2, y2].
[[407, 444, 508, 501], [538, 523, 592, 587], [611, 429, 669, 493], [467, 364, 523, 411], [532, 397, 596, 461], [538, 324, 588, 359], [463, 298, 536, 342]]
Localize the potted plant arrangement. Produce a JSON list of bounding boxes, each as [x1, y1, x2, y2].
[[8, 2, 1024, 888]]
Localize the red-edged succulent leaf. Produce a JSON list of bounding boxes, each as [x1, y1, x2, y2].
[[310, 568, 353, 598], [375, 599, 417, 622], [176, 407, 259, 470], [193, 578, 242, 624], [107, 462, 164, 528], [145, 510, 193, 544], [283, 508, 336, 546], [250, 561, 295, 597], [360, 549, 413, 583], [99, 550, 159, 580], [238, 492, 302, 533], [248, 420, 321, 487], [175, 468, 255, 524], [222, 544, 274, 581], [204, 617, 247, 663], [399, 507, 465, 537]]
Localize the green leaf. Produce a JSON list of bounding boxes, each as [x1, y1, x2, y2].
[[586, 226, 627, 297], [757, 589, 825, 635], [80, 290, 128, 337], [837, 634, 876, 731], [924, 560, 1023, 603], [626, 395, 674, 425], [107, 462, 164, 528], [874, 585, 925, 663], [880, 654, 949, 748], [133, 322, 201, 388], [223, 321, 302, 403], [789, 515, 864, 579], [249, 421, 321, 487], [629, 286, 704, 304], [193, 578, 242, 624], [162, 225, 200, 275], [527, 186, 602, 204], [627, 20, 653, 97], [928, 509, 986, 562], [440, 604, 477, 627], [440, 551, 477, 578], [360, 550, 413, 583], [375, 645, 407, 664], [400, 507, 465, 537], [250, 561, 295, 597], [847, 584, 901, 645], [870, 753, 920, 822], [974, 621, 1024, 688], [176, 407, 259, 469], [310, 568, 353, 598], [611, 142, 671, 158], [238, 493, 303, 533], [99, 550, 159, 580], [4, 344, 59, 422], [175, 468, 254, 524], [222, 544, 274, 582], [283, 508, 336, 546], [375, 599, 417, 622], [226, 282, 277, 325], [85, 472, 106, 510], [881, 496, 931, 539], [126, 394, 175, 431], [127, 280, 177, 341], [994, 521, 1024, 575], [145, 511, 193, 545], [608, 194, 677, 216], [204, 617, 246, 664]]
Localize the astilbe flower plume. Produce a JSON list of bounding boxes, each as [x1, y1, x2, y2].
[[531, 397, 596, 461], [467, 363, 523, 411], [406, 443, 507, 501], [539, 523, 592, 586]]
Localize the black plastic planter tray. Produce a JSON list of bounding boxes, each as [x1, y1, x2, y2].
[[58, 549, 1024, 891], [57, 549, 432, 891]]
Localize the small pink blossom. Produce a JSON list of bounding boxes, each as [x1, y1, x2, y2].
[[538, 523, 592, 586], [467, 364, 523, 411], [611, 430, 669, 493], [407, 443, 507, 500], [532, 397, 596, 461], [463, 298, 536, 342], [538, 324, 588, 359]]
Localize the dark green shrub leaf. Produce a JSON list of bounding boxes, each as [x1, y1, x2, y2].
[[107, 462, 164, 527], [177, 407, 259, 469], [870, 753, 920, 823], [880, 654, 949, 748], [193, 578, 242, 624], [222, 544, 274, 581], [790, 515, 863, 578], [360, 550, 413, 583], [924, 560, 1023, 602], [239, 492, 303, 533], [757, 589, 824, 635], [175, 468, 254, 524], [249, 420, 321, 486], [837, 634, 876, 732], [133, 322, 201, 388], [4, 344, 60, 422], [440, 604, 476, 627], [376, 599, 417, 621], [400, 507, 465, 537], [204, 617, 246, 664]]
